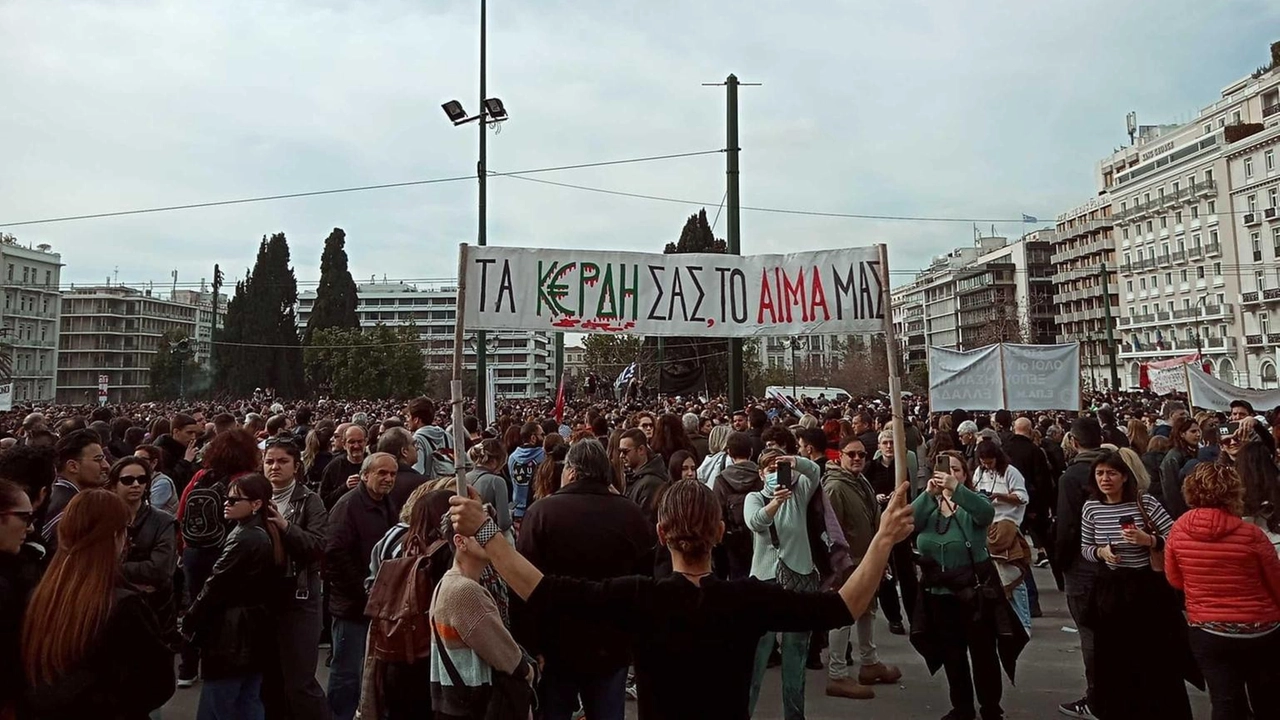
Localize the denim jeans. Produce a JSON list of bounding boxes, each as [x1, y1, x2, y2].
[[539, 663, 627, 720], [197, 674, 264, 720], [327, 618, 368, 720], [749, 631, 810, 720], [828, 609, 880, 680], [1010, 582, 1031, 635]]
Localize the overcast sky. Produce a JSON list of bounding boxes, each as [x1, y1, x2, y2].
[[2, 0, 1277, 293]]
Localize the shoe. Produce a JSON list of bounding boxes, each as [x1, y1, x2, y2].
[[1036, 556, 1051, 568], [940, 710, 976, 720], [806, 654, 825, 670], [825, 677, 875, 699], [625, 677, 638, 701], [1030, 604, 1044, 619], [176, 673, 199, 689], [888, 621, 907, 635], [1058, 698, 1095, 719], [858, 662, 903, 685]]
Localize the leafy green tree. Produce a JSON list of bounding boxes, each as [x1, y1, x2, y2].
[[213, 233, 306, 397], [305, 228, 360, 343], [581, 334, 646, 382], [149, 330, 203, 399], [305, 324, 427, 400]]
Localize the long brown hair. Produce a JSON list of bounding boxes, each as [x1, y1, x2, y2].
[[23, 490, 131, 685]]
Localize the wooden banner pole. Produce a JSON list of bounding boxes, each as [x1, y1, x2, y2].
[[877, 244, 910, 494]]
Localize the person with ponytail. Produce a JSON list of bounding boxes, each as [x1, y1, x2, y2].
[[22, 489, 175, 719], [181, 473, 283, 720]]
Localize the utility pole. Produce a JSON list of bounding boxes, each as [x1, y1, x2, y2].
[[211, 263, 223, 378], [1101, 262, 1120, 389], [474, 0, 490, 424]]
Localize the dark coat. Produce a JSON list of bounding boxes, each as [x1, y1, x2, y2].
[[304, 450, 334, 494], [388, 463, 428, 516], [624, 455, 668, 526], [275, 482, 327, 605], [1004, 434, 1053, 515], [1054, 448, 1106, 576], [690, 434, 710, 463], [154, 434, 196, 490], [0, 551, 34, 715], [184, 517, 278, 679], [320, 454, 364, 509], [26, 589, 175, 720], [514, 481, 654, 674], [325, 482, 396, 620], [909, 559, 1029, 684], [122, 505, 178, 638]]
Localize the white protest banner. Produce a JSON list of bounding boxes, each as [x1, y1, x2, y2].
[[1001, 343, 1082, 411], [0, 382, 12, 412], [461, 245, 884, 337], [928, 343, 1082, 411], [1148, 365, 1188, 396], [98, 374, 109, 406], [927, 345, 1004, 412], [1186, 369, 1280, 413]]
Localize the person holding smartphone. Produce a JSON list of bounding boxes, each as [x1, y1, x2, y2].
[[743, 448, 825, 720]]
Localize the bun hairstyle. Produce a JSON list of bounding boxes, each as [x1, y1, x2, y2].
[[657, 480, 722, 561]]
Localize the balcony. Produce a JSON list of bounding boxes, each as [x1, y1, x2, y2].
[[1172, 249, 1187, 263], [1265, 102, 1280, 119], [1205, 242, 1221, 256], [1267, 207, 1278, 221], [1247, 334, 1265, 347], [1204, 336, 1238, 352], [1193, 180, 1218, 197], [1245, 213, 1262, 226], [1189, 246, 1205, 260], [1157, 253, 1171, 267]]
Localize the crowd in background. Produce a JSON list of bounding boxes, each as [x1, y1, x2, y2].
[[0, 385, 1276, 720]]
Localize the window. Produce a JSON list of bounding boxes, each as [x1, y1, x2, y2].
[[1197, 266, 1206, 279], [21, 268, 28, 283], [1263, 313, 1271, 336], [1126, 280, 1134, 292], [1208, 199, 1216, 214], [1152, 275, 1159, 289], [1270, 187, 1278, 208], [1246, 157, 1255, 179], [1191, 206, 1199, 219], [1218, 117, 1226, 128], [1144, 192, 1151, 204], [1175, 211, 1182, 224], [1158, 188, 1166, 201], [1172, 181, 1180, 194], [1205, 169, 1214, 183], [1249, 194, 1258, 212], [43, 270, 50, 286], [1167, 301, 1174, 313], [1232, 110, 1242, 124], [1160, 216, 1168, 229], [5, 265, 10, 282], [1120, 200, 1127, 213], [1254, 232, 1263, 254], [1165, 272, 1173, 285], [1268, 150, 1276, 172], [1180, 269, 1188, 282], [1177, 238, 1185, 252], [1274, 228, 1280, 256], [1204, 123, 1212, 135], [1123, 227, 1130, 240], [1147, 220, 1154, 233], [1214, 262, 1223, 277], [1210, 229, 1219, 246], [1140, 278, 1147, 290]]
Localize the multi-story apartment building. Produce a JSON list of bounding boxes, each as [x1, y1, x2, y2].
[[892, 234, 1056, 370], [1, 242, 63, 403], [760, 332, 878, 373], [1226, 76, 1280, 388], [295, 281, 552, 399], [1049, 195, 1120, 390], [1102, 63, 1280, 388], [57, 286, 198, 403], [171, 289, 227, 368]]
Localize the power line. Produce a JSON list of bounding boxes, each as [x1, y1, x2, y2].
[[0, 149, 724, 229]]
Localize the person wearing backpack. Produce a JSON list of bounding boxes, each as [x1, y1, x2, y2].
[[261, 438, 331, 720], [406, 397, 455, 481], [714, 431, 763, 581], [744, 448, 825, 720], [175, 429, 262, 689], [466, 440, 512, 536], [506, 423, 545, 530]]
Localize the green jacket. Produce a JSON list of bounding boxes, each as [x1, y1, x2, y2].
[[822, 466, 879, 566], [913, 484, 994, 594]]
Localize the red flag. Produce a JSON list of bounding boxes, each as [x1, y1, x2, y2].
[[554, 375, 566, 424], [1138, 362, 1150, 389]]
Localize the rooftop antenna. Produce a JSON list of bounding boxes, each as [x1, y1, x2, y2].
[[1126, 111, 1137, 146], [113, 266, 119, 285], [171, 269, 178, 299]]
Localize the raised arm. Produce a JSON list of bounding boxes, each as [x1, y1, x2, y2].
[[837, 481, 914, 618]]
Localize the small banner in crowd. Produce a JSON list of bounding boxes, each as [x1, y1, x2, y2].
[[1186, 370, 1280, 413], [0, 382, 12, 412], [928, 343, 1081, 412], [461, 245, 884, 337]]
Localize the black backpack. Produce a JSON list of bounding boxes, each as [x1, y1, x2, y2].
[[182, 471, 227, 549]]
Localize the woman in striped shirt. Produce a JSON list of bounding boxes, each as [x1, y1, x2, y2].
[[1079, 450, 1197, 720]]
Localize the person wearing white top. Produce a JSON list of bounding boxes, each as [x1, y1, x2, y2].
[[973, 439, 1033, 633]]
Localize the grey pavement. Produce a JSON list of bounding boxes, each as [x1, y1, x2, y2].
[[162, 568, 1211, 719]]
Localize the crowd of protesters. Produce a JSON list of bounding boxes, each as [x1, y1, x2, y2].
[[0, 384, 1275, 720]]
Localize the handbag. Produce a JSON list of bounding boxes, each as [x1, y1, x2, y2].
[[1134, 494, 1166, 573]]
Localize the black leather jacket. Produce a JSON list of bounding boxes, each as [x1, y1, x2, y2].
[[123, 504, 178, 637], [275, 482, 327, 604], [184, 515, 279, 679]]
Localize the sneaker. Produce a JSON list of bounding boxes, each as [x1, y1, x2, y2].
[[1035, 556, 1051, 569], [176, 673, 199, 689], [825, 677, 875, 700], [888, 621, 907, 636], [940, 710, 976, 720], [625, 677, 638, 701], [1058, 698, 1095, 719], [858, 662, 903, 685]]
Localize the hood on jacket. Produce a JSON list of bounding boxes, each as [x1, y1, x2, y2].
[[509, 445, 544, 464], [717, 461, 762, 493], [415, 424, 451, 447], [1069, 448, 1106, 467], [632, 454, 667, 482], [1177, 507, 1245, 542]]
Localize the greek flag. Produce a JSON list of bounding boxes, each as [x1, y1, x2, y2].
[[614, 362, 638, 387], [766, 387, 804, 420], [1022, 214, 1038, 223]]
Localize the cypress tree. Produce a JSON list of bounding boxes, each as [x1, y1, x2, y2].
[[305, 227, 360, 343], [213, 233, 305, 397]]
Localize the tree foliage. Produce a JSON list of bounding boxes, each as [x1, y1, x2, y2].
[[305, 227, 360, 343], [582, 334, 645, 382], [149, 329, 204, 400], [829, 335, 892, 397], [213, 233, 306, 397], [304, 325, 427, 400]]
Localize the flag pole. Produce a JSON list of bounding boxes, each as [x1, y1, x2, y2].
[[452, 244, 472, 491]]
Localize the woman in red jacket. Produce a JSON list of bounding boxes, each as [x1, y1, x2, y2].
[[1166, 462, 1280, 720]]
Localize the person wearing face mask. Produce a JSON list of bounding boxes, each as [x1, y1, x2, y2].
[[22, 490, 176, 719], [0, 479, 36, 717], [744, 448, 824, 720], [107, 456, 179, 650], [822, 436, 902, 701], [260, 438, 331, 720]]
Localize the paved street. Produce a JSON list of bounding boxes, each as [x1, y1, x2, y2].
[[162, 568, 1212, 719]]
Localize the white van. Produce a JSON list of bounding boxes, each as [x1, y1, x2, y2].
[[766, 385, 851, 403]]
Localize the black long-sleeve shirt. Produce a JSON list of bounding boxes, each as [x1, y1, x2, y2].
[[526, 574, 853, 720]]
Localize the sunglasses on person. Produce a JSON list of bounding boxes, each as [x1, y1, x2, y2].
[[843, 450, 868, 459], [265, 437, 299, 448], [224, 496, 252, 506], [1, 510, 36, 526], [639, 423, 654, 430], [116, 473, 149, 486]]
